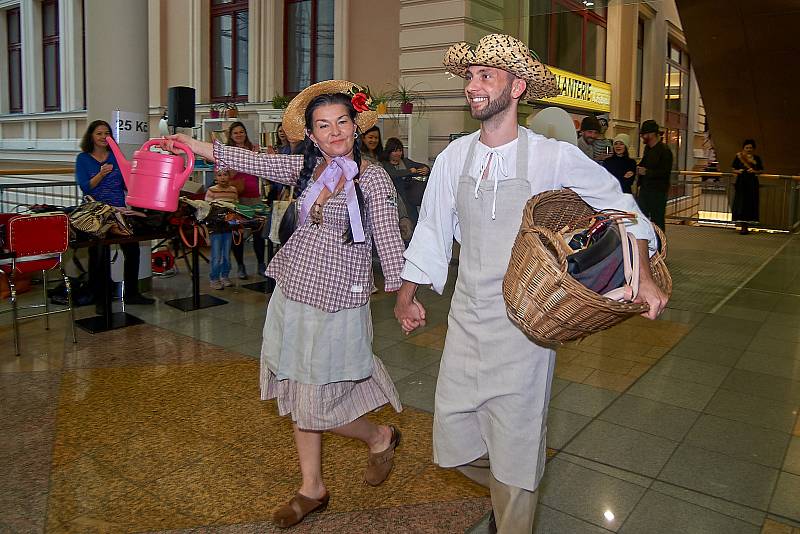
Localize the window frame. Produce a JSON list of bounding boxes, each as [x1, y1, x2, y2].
[[7, 6, 23, 113], [283, 0, 335, 96], [664, 38, 689, 131], [210, 0, 249, 103], [544, 0, 608, 79], [42, 0, 61, 112]]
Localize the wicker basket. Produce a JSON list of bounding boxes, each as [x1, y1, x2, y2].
[[503, 189, 672, 345]]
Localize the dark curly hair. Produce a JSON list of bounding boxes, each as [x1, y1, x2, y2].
[[300, 92, 367, 244], [79, 120, 113, 153], [742, 139, 756, 149]]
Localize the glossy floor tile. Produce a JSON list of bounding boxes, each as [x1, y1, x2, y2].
[[3, 226, 800, 532]]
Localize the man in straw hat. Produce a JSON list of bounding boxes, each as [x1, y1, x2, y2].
[[394, 33, 668, 532]]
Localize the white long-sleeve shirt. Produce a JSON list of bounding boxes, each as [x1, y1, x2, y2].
[[401, 128, 657, 294]]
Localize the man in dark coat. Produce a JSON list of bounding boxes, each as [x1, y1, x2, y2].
[[636, 120, 673, 231]]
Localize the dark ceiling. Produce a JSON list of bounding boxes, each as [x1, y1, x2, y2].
[[676, 0, 800, 175]]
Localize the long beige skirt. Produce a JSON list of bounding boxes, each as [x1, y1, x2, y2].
[[262, 356, 402, 431], [260, 286, 402, 431]]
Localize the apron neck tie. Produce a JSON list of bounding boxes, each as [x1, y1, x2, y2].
[[300, 156, 365, 242], [474, 150, 509, 220]]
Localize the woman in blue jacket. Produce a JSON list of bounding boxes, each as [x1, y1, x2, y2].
[[75, 120, 155, 311]]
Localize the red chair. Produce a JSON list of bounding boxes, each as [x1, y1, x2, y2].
[[0, 213, 76, 355]]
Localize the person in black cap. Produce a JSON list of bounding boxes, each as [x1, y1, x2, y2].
[[636, 119, 673, 231], [577, 115, 602, 160]]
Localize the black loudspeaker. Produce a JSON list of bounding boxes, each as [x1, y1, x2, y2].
[[167, 86, 196, 127]]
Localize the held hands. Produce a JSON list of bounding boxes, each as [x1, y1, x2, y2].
[[624, 170, 634, 179], [394, 296, 427, 334], [636, 166, 647, 176]]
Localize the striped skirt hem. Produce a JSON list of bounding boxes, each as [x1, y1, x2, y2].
[[261, 355, 402, 431]]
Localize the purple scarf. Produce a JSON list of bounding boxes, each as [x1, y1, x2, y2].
[[300, 157, 365, 243]]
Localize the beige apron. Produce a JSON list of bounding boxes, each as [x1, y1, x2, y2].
[[433, 128, 556, 491]]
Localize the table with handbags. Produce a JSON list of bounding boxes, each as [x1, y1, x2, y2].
[[71, 231, 176, 333], [67, 196, 278, 332]]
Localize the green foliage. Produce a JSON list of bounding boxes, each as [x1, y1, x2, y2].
[[272, 94, 291, 109]]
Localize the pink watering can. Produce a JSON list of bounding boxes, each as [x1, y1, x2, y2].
[[107, 137, 195, 212]]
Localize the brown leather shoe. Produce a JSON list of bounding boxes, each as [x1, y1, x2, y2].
[[272, 492, 329, 528], [364, 425, 401, 486]]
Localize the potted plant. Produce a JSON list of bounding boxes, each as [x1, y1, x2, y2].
[[209, 103, 222, 119], [225, 99, 239, 118], [392, 84, 425, 114], [372, 91, 390, 115], [272, 94, 291, 110]]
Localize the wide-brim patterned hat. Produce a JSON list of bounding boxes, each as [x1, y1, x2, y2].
[[443, 34, 560, 101], [282, 80, 379, 141]]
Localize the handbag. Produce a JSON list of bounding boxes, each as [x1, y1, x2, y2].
[[69, 196, 133, 239], [269, 186, 296, 245], [405, 176, 427, 207], [562, 214, 640, 301]]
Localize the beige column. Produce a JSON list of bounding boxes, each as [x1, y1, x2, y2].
[[20, 0, 43, 113], [86, 0, 149, 157], [639, 4, 666, 127], [605, 1, 639, 139], [399, 0, 512, 156]]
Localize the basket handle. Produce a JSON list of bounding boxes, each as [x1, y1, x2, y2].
[[653, 224, 668, 261], [603, 221, 641, 303], [522, 226, 570, 282]]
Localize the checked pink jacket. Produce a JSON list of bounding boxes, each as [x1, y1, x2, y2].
[[214, 142, 406, 312]]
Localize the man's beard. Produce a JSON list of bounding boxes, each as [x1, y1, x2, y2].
[[470, 82, 513, 121]]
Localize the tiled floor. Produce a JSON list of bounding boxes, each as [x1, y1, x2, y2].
[[2, 224, 800, 533]]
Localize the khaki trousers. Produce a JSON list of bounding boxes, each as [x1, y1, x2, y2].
[[458, 456, 539, 533]]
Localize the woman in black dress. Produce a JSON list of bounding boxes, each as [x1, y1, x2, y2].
[[731, 139, 763, 234], [601, 133, 637, 194]]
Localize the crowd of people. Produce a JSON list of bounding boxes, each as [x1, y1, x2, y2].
[[72, 28, 770, 532], [575, 112, 764, 234]]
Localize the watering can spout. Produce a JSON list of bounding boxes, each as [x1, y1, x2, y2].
[[105, 137, 131, 188]]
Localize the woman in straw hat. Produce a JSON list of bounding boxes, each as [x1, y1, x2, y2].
[[395, 33, 666, 532], [161, 80, 405, 528]]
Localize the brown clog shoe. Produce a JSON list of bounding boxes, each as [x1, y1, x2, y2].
[[364, 425, 401, 486], [272, 491, 330, 529]]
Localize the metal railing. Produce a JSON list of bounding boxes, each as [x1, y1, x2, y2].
[[0, 168, 79, 213], [666, 171, 800, 231]]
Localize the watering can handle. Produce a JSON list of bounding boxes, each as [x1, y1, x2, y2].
[[141, 139, 196, 189]]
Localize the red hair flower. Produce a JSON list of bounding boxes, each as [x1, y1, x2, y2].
[[351, 92, 370, 113]]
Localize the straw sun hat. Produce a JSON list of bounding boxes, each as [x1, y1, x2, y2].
[[282, 80, 379, 142], [443, 33, 560, 101]]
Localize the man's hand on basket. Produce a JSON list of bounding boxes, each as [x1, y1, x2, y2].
[[395, 281, 427, 334], [634, 240, 668, 320]]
